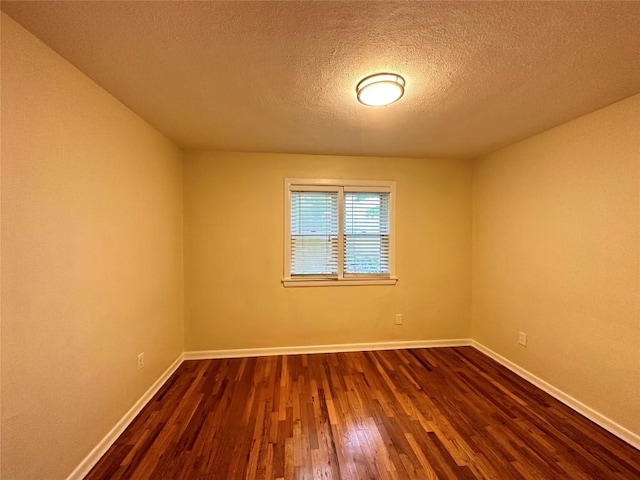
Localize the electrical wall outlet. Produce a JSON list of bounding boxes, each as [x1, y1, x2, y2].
[[395, 314, 403, 325], [518, 332, 527, 347], [137, 352, 145, 370]]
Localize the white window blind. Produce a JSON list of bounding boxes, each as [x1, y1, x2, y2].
[[344, 192, 389, 275], [284, 179, 396, 287], [290, 191, 339, 276]]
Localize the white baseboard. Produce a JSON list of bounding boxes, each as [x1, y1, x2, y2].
[[183, 338, 472, 360], [471, 341, 640, 450], [65, 353, 185, 480]]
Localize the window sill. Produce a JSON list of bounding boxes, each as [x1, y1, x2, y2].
[[282, 277, 398, 287]]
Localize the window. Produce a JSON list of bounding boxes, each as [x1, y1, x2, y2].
[[284, 179, 397, 287]]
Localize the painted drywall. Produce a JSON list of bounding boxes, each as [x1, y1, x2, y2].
[[472, 94, 640, 435], [1, 13, 184, 479], [184, 151, 472, 351]]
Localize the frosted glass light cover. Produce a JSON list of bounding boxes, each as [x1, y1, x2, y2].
[[356, 73, 405, 107]]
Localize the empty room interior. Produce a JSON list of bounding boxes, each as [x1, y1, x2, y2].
[[1, 1, 639, 479]]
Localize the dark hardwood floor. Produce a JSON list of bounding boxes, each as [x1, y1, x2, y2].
[[85, 347, 640, 479]]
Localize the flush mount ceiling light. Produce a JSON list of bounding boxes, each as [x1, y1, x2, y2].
[[356, 73, 406, 107]]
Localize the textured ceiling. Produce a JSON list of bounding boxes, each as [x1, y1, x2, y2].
[[2, 1, 640, 159]]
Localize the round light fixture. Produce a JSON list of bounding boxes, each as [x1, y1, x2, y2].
[[356, 73, 405, 107]]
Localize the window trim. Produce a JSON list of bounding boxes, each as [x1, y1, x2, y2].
[[283, 178, 397, 287]]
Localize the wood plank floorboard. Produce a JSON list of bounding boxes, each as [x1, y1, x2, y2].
[[85, 347, 640, 479]]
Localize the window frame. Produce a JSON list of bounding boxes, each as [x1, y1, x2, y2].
[[283, 178, 397, 287]]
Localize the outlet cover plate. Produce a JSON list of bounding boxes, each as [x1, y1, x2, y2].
[[518, 332, 527, 346]]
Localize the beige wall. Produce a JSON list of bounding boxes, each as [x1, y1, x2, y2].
[[472, 94, 640, 435], [184, 151, 472, 351], [1, 13, 184, 479]]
